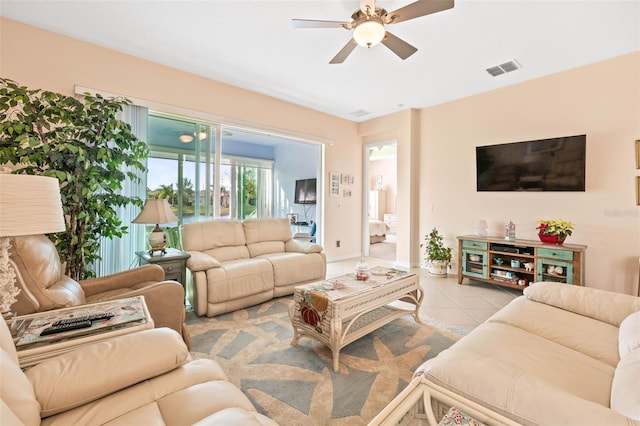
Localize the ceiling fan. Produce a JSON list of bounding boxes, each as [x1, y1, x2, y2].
[[292, 0, 454, 64]]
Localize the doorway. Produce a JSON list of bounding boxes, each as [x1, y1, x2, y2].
[[363, 141, 398, 261]]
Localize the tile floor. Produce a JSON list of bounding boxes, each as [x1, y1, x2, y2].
[[327, 257, 522, 335]]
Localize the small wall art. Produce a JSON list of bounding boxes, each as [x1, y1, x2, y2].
[[341, 174, 355, 185], [636, 139, 640, 169], [286, 213, 298, 224], [330, 172, 340, 197]]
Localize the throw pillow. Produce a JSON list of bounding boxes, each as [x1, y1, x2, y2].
[[438, 407, 487, 426], [610, 348, 640, 420], [618, 310, 640, 359]]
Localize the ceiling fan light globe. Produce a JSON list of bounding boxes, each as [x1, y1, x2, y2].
[[354, 20, 385, 48]]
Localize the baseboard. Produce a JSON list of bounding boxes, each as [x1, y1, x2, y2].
[[326, 253, 362, 263]]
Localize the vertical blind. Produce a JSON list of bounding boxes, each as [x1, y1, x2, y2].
[[90, 104, 148, 276]]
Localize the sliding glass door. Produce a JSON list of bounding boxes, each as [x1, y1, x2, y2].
[[146, 114, 273, 226]]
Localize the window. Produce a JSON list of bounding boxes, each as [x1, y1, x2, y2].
[[146, 114, 274, 225]]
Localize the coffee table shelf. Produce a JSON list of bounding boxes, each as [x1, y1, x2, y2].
[[289, 270, 423, 372]]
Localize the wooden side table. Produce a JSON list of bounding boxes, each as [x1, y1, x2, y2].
[[136, 248, 190, 286], [14, 296, 153, 368]]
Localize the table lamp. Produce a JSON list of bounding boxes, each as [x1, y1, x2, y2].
[[132, 198, 178, 256], [0, 173, 66, 315]]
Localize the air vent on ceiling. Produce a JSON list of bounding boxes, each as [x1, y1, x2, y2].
[[486, 59, 521, 77], [350, 109, 371, 118]]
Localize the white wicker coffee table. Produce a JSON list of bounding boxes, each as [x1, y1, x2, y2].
[[289, 267, 423, 372]]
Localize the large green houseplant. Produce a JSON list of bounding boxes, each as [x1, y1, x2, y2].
[[421, 227, 452, 277], [0, 78, 148, 280]]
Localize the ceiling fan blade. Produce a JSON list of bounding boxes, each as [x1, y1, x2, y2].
[[330, 39, 358, 64], [292, 19, 350, 29], [359, 0, 375, 14], [385, 0, 454, 24], [381, 32, 418, 60]]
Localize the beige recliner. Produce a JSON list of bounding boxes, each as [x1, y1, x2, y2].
[[0, 317, 278, 425], [8, 234, 190, 348]]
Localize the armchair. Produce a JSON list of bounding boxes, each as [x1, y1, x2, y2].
[[0, 318, 277, 425], [8, 234, 190, 348]]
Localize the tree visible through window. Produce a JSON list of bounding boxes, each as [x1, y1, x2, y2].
[[146, 115, 273, 225]]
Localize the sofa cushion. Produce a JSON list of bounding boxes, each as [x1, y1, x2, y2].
[[38, 358, 266, 425], [247, 241, 285, 258], [182, 220, 246, 252], [193, 407, 276, 425], [0, 348, 41, 425], [11, 235, 86, 314], [26, 328, 191, 417], [417, 321, 615, 408], [524, 282, 640, 327], [285, 239, 323, 254], [206, 259, 274, 303], [610, 348, 640, 420], [488, 296, 620, 367], [257, 252, 326, 288], [187, 251, 222, 272], [242, 218, 292, 244], [419, 348, 632, 426], [204, 246, 250, 263], [618, 310, 640, 358]]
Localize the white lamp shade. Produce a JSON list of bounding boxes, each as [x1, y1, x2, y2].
[[354, 20, 385, 47], [0, 174, 66, 236], [132, 199, 178, 225]]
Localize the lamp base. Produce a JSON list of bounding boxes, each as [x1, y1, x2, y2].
[[147, 225, 168, 256]]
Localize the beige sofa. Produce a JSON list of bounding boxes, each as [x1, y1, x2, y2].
[[182, 218, 326, 317], [371, 282, 640, 425], [1, 317, 277, 425]]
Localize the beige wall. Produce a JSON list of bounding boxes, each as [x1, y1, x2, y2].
[[2, 18, 639, 294], [369, 158, 397, 213], [415, 52, 639, 294], [0, 18, 363, 261]]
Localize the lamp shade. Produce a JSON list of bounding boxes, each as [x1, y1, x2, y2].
[[132, 199, 178, 225], [0, 174, 66, 236]]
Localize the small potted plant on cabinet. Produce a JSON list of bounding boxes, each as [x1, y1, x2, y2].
[[536, 219, 574, 245], [421, 227, 452, 277]]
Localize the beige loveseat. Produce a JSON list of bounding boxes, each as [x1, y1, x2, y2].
[[371, 282, 640, 425], [182, 218, 326, 317], [0, 317, 277, 425]]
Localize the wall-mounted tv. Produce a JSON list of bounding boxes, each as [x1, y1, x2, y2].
[[294, 178, 317, 204], [476, 135, 586, 192]]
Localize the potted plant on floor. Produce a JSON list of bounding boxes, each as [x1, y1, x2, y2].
[[421, 227, 452, 277]]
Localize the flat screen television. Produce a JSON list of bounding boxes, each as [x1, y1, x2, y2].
[[476, 135, 586, 192], [294, 178, 317, 204]]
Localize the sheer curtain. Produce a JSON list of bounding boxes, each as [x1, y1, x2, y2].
[[91, 104, 148, 276]]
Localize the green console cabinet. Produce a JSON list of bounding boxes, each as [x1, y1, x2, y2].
[[457, 235, 586, 290]]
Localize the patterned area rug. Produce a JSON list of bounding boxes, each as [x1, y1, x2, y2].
[[186, 297, 460, 425]]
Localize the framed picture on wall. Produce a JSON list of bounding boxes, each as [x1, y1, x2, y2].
[[330, 172, 340, 197], [636, 139, 640, 169]]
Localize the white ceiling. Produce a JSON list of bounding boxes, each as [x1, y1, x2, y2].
[[1, 1, 638, 123]]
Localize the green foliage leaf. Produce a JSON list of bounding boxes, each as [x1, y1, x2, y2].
[[0, 77, 148, 280]]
